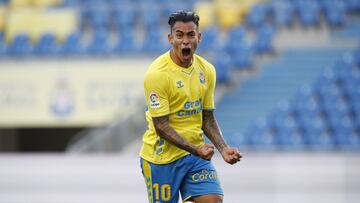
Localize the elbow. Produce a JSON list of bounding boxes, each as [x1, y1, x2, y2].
[[154, 123, 168, 137]]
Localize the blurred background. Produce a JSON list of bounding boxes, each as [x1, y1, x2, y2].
[[0, 0, 359, 202]]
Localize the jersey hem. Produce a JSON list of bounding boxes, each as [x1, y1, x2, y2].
[[139, 151, 190, 165]]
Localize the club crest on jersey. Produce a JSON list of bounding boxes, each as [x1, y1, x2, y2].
[[199, 72, 206, 84], [149, 92, 160, 108], [176, 80, 184, 88]]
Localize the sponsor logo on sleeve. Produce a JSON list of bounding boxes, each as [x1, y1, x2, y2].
[[149, 92, 160, 108]]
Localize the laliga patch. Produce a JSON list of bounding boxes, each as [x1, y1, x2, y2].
[[199, 72, 206, 84], [149, 92, 160, 108]]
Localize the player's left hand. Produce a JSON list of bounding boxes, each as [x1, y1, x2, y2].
[[220, 147, 242, 165]]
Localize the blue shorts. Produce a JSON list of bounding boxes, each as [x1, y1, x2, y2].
[[140, 154, 223, 203]]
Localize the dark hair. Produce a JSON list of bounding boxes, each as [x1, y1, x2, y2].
[[168, 10, 200, 30]]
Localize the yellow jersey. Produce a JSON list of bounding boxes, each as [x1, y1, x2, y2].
[[139, 51, 216, 164]]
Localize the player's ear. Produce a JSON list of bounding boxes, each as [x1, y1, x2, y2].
[[168, 33, 173, 45], [198, 32, 202, 43]]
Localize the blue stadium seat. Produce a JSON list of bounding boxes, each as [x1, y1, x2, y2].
[[345, 0, 360, 13], [60, 32, 84, 55], [247, 118, 277, 150], [34, 33, 58, 56], [270, 0, 294, 27], [86, 29, 111, 55], [87, 7, 110, 31], [141, 4, 161, 29], [230, 42, 254, 69], [353, 47, 360, 67], [295, 0, 321, 27], [226, 132, 250, 148], [323, 0, 346, 27], [0, 0, 8, 5], [113, 4, 136, 31], [246, 3, 271, 28], [162, 0, 195, 18], [277, 128, 306, 150], [223, 26, 246, 54], [197, 26, 220, 54], [113, 29, 138, 54], [0, 32, 6, 57], [332, 117, 359, 149], [304, 124, 334, 150], [141, 27, 166, 54], [7, 33, 32, 57], [213, 52, 232, 83], [253, 24, 275, 54]]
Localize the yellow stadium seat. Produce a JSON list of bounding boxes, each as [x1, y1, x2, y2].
[[0, 6, 6, 32], [5, 7, 78, 43], [194, 1, 216, 30], [214, 0, 267, 29], [215, 0, 242, 29], [32, 0, 62, 7], [9, 0, 31, 8]]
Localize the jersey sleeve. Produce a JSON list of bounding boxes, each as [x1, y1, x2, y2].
[[203, 64, 216, 110], [144, 71, 170, 117]]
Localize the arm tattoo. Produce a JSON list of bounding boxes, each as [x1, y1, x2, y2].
[[152, 115, 199, 155], [202, 110, 228, 152]]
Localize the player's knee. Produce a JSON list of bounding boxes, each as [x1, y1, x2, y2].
[[216, 195, 223, 203], [210, 194, 223, 203], [192, 194, 223, 203]]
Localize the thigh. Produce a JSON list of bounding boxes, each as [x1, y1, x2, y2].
[[140, 157, 187, 203], [180, 155, 223, 201], [191, 194, 223, 203]]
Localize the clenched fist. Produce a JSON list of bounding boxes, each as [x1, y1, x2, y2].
[[196, 144, 215, 160], [221, 147, 242, 165]]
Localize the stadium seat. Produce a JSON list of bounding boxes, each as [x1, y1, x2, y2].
[[86, 29, 110, 55], [141, 4, 161, 30], [113, 28, 138, 54], [59, 31, 83, 55], [86, 7, 110, 31], [141, 27, 166, 54], [194, 1, 216, 29], [345, 0, 360, 13], [7, 33, 32, 56], [247, 118, 277, 150], [0, 0, 9, 5], [223, 26, 246, 54], [213, 52, 232, 83], [162, 0, 195, 20], [112, 4, 136, 31], [323, 0, 346, 27], [230, 42, 254, 69], [253, 24, 275, 54], [226, 132, 249, 148], [296, 0, 321, 27], [246, 3, 271, 28], [216, 1, 243, 29], [0, 31, 6, 56], [270, 0, 294, 27], [34, 33, 58, 55], [197, 26, 220, 54]]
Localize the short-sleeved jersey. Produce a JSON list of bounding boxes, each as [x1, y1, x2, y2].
[[139, 51, 216, 164]]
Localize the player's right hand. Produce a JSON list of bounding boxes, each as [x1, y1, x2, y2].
[[196, 144, 215, 160]]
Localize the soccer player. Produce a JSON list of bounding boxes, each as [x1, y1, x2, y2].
[[140, 10, 242, 203]]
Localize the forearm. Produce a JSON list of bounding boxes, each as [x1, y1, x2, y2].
[[202, 111, 228, 152], [153, 116, 199, 155]]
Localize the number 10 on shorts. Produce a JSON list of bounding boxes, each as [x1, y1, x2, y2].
[[153, 183, 171, 201]]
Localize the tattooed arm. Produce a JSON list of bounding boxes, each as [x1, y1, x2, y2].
[[153, 115, 215, 160], [202, 110, 242, 164]]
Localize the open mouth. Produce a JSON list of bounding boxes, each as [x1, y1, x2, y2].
[[182, 48, 191, 57]]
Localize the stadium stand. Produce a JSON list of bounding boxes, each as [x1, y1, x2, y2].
[[0, 0, 359, 152]]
